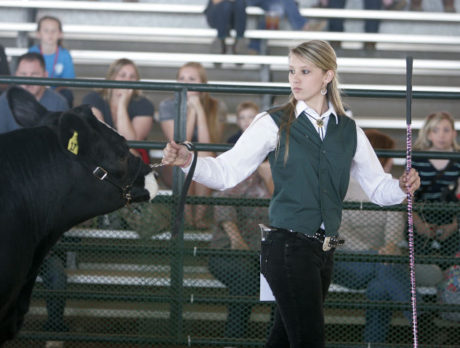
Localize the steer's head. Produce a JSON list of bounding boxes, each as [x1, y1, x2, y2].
[[7, 86, 159, 206]]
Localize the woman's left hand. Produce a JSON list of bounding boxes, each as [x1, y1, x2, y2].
[[399, 168, 420, 195]]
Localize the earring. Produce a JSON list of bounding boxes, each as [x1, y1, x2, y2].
[[321, 87, 327, 96]]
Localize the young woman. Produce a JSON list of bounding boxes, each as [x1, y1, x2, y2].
[[412, 111, 460, 286], [29, 15, 75, 106], [159, 62, 227, 229], [82, 58, 154, 163], [161, 40, 420, 347]]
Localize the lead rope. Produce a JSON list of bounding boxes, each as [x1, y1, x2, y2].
[[172, 142, 197, 238], [406, 56, 418, 348], [151, 142, 198, 238]]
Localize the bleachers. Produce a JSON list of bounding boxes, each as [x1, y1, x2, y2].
[[2, 0, 460, 137]]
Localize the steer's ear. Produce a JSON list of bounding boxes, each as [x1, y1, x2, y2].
[[58, 112, 92, 157], [7, 86, 48, 127]]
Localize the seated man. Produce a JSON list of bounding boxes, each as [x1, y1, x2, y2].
[[0, 52, 68, 133]]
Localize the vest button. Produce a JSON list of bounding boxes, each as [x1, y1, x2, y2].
[[322, 150, 326, 154]]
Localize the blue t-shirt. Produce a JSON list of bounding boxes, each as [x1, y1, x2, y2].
[[0, 88, 69, 134], [29, 45, 75, 79]]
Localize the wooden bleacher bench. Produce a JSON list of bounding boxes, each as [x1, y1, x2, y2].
[[28, 226, 451, 334], [25, 224, 459, 348], [5, 47, 460, 76], [1, 1, 460, 22], [1, 22, 460, 53], [39, 227, 439, 296]]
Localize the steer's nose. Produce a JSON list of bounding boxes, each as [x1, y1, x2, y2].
[[144, 172, 159, 200]]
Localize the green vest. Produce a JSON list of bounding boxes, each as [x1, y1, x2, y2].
[[268, 109, 357, 237]]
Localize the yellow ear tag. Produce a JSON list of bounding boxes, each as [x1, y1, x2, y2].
[[67, 131, 79, 155]]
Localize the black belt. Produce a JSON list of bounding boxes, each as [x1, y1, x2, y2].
[[259, 224, 345, 251]]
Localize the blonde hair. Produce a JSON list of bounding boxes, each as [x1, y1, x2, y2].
[[178, 62, 222, 143], [271, 40, 346, 163], [101, 58, 141, 100], [414, 111, 460, 151]]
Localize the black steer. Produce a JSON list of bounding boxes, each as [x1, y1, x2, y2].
[[0, 87, 158, 345]]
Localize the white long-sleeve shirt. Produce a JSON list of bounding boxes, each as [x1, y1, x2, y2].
[[184, 101, 406, 207]]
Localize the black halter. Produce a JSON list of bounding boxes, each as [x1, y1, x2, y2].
[[92, 156, 145, 204]]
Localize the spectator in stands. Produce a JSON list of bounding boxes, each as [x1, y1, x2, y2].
[[29, 16, 75, 107], [227, 100, 259, 144], [0, 52, 69, 333], [333, 129, 417, 343], [0, 44, 11, 93], [82, 58, 154, 164], [159, 62, 227, 229], [410, 0, 456, 12], [39, 254, 69, 332], [161, 40, 420, 347], [0, 52, 68, 134], [209, 159, 272, 339], [324, 0, 385, 50], [411, 111, 460, 287], [247, 0, 327, 54], [205, 0, 247, 54]]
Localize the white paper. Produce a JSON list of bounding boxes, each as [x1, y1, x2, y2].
[[259, 272, 275, 301]]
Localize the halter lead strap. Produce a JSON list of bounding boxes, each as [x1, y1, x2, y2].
[[171, 141, 198, 238]]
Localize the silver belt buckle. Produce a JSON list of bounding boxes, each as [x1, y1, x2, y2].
[[322, 236, 332, 251], [259, 224, 271, 241]]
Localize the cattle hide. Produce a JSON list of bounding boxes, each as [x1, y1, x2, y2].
[[0, 87, 159, 345]]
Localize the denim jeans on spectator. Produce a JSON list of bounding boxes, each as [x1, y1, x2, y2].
[[208, 253, 259, 338], [333, 250, 414, 343], [261, 229, 334, 348], [328, 0, 382, 33], [247, 0, 307, 52], [38, 254, 67, 330], [205, 0, 247, 39]]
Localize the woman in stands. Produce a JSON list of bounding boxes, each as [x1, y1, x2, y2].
[[159, 62, 227, 229], [82, 58, 154, 164], [412, 111, 460, 286], [161, 40, 420, 348], [29, 15, 75, 106]]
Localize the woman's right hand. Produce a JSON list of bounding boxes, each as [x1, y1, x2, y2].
[[162, 141, 193, 167], [115, 89, 133, 108]]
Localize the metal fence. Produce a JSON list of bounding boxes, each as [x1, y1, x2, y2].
[[1, 76, 460, 348]]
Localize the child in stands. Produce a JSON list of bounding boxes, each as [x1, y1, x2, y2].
[[29, 15, 75, 107]]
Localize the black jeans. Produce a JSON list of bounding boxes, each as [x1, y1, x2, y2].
[[261, 229, 334, 348]]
